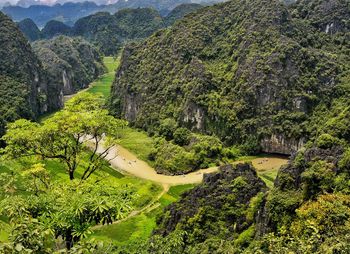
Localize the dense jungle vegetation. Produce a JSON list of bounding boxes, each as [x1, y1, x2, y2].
[[0, 0, 350, 253], [110, 0, 350, 158]]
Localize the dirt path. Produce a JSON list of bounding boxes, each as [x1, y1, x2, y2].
[[93, 184, 168, 230]]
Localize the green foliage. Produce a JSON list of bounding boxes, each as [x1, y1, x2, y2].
[[17, 18, 41, 41], [2, 93, 127, 180], [301, 160, 336, 199], [152, 140, 196, 174], [315, 134, 342, 149], [87, 56, 120, 99], [266, 189, 303, 228], [0, 75, 33, 140], [33, 35, 106, 96], [164, 4, 203, 26], [152, 163, 267, 253], [249, 193, 350, 254], [0, 179, 133, 250], [110, 0, 350, 152], [339, 148, 350, 171], [246, 192, 265, 222], [173, 127, 191, 146], [0, 12, 48, 139], [41, 20, 72, 39], [73, 8, 165, 55], [158, 118, 177, 140]]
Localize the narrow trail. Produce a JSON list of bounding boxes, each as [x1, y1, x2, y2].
[[93, 184, 169, 230]]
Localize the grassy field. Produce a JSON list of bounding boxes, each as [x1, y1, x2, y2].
[[91, 184, 196, 245], [87, 56, 119, 99], [116, 126, 156, 164]]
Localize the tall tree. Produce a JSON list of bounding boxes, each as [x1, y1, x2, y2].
[[1, 93, 127, 180]]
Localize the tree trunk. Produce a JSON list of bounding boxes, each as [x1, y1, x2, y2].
[[69, 170, 74, 180], [65, 230, 73, 250]]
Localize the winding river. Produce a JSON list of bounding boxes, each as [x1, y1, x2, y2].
[[95, 140, 289, 186]]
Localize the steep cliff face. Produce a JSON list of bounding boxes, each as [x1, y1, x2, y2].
[[260, 134, 305, 155], [255, 136, 348, 236], [32, 36, 105, 96], [110, 0, 349, 154], [0, 12, 64, 140], [0, 12, 47, 118], [290, 0, 350, 34]]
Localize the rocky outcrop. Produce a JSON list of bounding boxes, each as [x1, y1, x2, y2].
[[255, 142, 347, 236], [154, 163, 267, 238], [274, 145, 345, 190], [260, 134, 305, 155]]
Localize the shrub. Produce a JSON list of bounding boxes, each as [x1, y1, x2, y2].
[[158, 118, 178, 140], [154, 141, 195, 174], [173, 127, 192, 146], [316, 134, 341, 149], [301, 160, 336, 200]]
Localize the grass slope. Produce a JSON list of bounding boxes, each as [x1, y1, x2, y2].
[[87, 56, 119, 99], [91, 184, 196, 245]]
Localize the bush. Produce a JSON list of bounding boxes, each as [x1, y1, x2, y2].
[[153, 140, 195, 174], [173, 127, 192, 146], [158, 118, 178, 140], [339, 148, 350, 171], [316, 134, 341, 149], [301, 160, 336, 200]]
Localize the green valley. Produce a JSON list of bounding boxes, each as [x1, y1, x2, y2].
[[0, 0, 350, 253]]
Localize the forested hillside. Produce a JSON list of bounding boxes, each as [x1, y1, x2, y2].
[[41, 20, 72, 39], [110, 0, 350, 155], [0, 12, 49, 139], [0, 12, 106, 139], [2, 1, 105, 27], [33, 36, 105, 95], [1, 0, 350, 253], [73, 8, 164, 55], [17, 18, 41, 40], [2, 0, 208, 28], [164, 3, 202, 26]]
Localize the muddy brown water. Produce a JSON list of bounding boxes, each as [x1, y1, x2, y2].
[[95, 141, 289, 187]]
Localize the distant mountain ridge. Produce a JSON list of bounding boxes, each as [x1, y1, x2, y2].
[[2, 0, 218, 27], [17, 4, 204, 55]]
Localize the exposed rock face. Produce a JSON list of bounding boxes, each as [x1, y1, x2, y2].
[[255, 143, 346, 236], [291, 0, 350, 34], [274, 145, 345, 190], [154, 163, 267, 238], [260, 134, 305, 155]]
